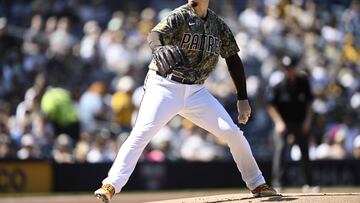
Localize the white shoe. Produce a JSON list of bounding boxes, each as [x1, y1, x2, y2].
[[94, 184, 115, 202], [302, 185, 320, 193], [273, 186, 283, 193]]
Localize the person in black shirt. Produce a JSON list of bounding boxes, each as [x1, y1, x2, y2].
[[267, 55, 318, 192]]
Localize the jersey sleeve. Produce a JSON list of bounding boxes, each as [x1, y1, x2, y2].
[[152, 12, 182, 40], [219, 23, 240, 58]]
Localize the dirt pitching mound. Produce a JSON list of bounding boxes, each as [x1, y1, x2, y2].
[[147, 193, 360, 203]]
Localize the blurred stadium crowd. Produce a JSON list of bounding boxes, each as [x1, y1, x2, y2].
[[0, 0, 360, 163]]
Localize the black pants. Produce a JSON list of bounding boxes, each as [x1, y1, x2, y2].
[[271, 123, 313, 187]]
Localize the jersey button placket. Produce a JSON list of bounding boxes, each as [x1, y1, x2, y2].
[[204, 23, 208, 33]]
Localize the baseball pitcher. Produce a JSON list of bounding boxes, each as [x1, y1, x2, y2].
[[95, 1, 278, 202]]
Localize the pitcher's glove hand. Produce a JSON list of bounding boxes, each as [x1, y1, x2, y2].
[[153, 45, 188, 77]]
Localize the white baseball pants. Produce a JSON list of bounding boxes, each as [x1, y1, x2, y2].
[[102, 70, 265, 193]]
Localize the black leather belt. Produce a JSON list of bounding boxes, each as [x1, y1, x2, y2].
[[156, 71, 194, 84]]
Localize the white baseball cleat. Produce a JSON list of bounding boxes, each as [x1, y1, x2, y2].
[[94, 184, 115, 203], [302, 184, 320, 193]]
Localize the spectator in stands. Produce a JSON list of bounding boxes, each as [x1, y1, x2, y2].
[[78, 81, 109, 134], [22, 14, 44, 55], [330, 130, 347, 160], [17, 133, 41, 160], [0, 133, 13, 158], [342, 0, 360, 47], [238, 2, 262, 34], [110, 76, 135, 131], [79, 20, 102, 65], [31, 112, 54, 158], [49, 17, 76, 56], [44, 16, 57, 41], [53, 133, 74, 163], [103, 29, 131, 75], [342, 34, 360, 64], [15, 89, 39, 128], [41, 87, 80, 141], [73, 132, 91, 163], [87, 130, 115, 163], [99, 11, 125, 55], [353, 135, 360, 159], [137, 7, 156, 37]]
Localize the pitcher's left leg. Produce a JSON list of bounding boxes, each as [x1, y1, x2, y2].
[[180, 87, 264, 190]]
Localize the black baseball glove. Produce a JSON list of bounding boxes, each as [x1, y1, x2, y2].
[[153, 45, 188, 77]]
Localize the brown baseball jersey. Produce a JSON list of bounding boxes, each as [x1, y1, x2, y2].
[[149, 4, 240, 84]]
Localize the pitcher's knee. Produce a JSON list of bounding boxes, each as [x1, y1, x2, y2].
[[220, 127, 244, 142], [128, 126, 158, 144]]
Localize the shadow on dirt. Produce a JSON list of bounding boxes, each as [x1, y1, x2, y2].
[[260, 196, 298, 202], [257, 193, 358, 202], [294, 193, 360, 197], [204, 195, 298, 202]]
